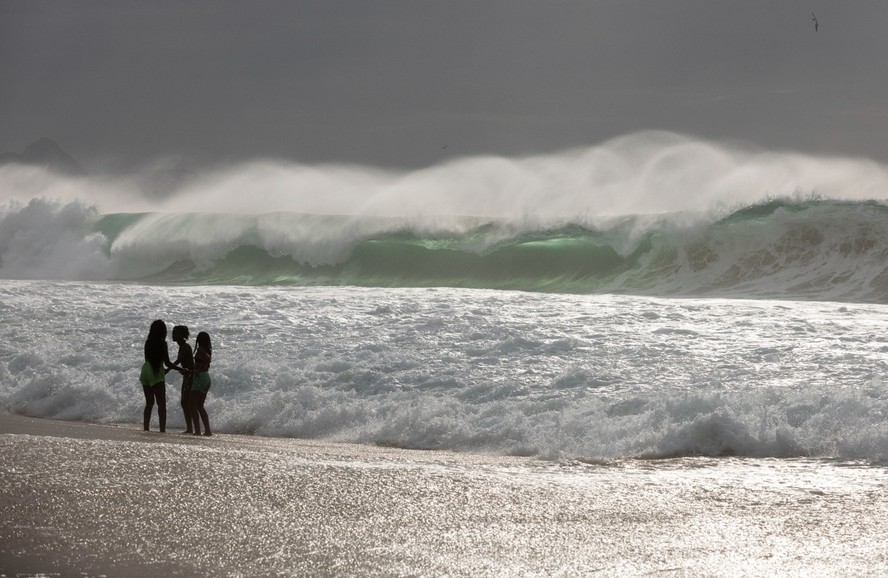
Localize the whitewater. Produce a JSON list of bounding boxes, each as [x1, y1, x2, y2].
[[5, 132, 888, 575], [2, 279, 888, 462]]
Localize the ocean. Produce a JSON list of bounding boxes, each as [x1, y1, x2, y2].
[[3, 134, 888, 575], [2, 276, 888, 462]]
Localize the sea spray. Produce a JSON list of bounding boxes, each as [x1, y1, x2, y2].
[[0, 198, 114, 279], [2, 197, 888, 301], [3, 131, 888, 294], [4, 131, 888, 216]]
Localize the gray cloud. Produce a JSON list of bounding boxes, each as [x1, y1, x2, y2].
[[2, 0, 887, 170]]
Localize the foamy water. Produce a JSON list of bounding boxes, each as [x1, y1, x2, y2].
[[2, 280, 888, 462]]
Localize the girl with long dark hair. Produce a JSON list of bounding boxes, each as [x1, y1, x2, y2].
[[190, 331, 213, 436], [139, 319, 181, 432]]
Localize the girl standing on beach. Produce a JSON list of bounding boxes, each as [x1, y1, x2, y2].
[[172, 325, 195, 434], [140, 319, 181, 432], [190, 331, 213, 436]]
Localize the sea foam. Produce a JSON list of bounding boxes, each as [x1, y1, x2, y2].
[[3, 281, 888, 462]]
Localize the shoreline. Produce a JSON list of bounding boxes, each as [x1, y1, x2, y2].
[[4, 414, 888, 577], [0, 413, 187, 443]]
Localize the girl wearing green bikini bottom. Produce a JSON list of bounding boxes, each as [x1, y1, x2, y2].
[[190, 331, 213, 436], [172, 325, 195, 434], [140, 319, 183, 432]]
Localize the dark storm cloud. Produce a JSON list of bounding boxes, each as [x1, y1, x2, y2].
[[2, 0, 887, 169]]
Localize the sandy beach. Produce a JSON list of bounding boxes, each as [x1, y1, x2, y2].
[[3, 413, 888, 577]]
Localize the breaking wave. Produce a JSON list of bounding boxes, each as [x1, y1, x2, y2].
[[2, 197, 888, 302], [3, 132, 888, 301]]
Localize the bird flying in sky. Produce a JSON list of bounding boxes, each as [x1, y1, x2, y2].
[[812, 12, 819, 32]]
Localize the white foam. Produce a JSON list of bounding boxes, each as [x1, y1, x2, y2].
[[3, 281, 888, 461], [0, 198, 114, 279]]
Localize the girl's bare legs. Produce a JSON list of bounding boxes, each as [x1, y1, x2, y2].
[[189, 390, 211, 436]]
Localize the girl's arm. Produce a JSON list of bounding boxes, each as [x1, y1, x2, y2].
[[163, 342, 183, 373]]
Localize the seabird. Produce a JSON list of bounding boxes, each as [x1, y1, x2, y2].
[[812, 12, 819, 32]]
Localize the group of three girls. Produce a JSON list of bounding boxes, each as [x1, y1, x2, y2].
[[141, 319, 213, 435]]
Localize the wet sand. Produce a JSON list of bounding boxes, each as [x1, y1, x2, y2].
[[3, 413, 888, 577]]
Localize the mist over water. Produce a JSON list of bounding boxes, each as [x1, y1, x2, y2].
[[2, 131, 887, 217], [2, 131, 888, 299]]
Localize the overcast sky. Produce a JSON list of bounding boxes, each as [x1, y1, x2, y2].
[[2, 0, 887, 170]]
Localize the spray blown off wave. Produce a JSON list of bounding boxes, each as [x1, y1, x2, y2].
[[2, 132, 888, 301], [1, 197, 888, 302]]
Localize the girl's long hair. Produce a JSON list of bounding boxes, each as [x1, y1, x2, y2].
[[144, 319, 167, 373], [196, 331, 212, 356]]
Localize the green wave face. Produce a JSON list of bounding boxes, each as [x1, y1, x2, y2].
[[184, 236, 646, 292], [83, 199, 888, 302]]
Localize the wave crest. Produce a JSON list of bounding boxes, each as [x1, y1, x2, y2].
[[0, 198, 114, 280], [2, 197, 888, 302]]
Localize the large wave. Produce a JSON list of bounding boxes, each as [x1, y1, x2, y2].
[[3, 196, 888, 302], [3, 132, 888, 301]]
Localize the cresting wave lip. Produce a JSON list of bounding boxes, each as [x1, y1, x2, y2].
[[2, 196, 888, 302], [95, 198, 888, 302]]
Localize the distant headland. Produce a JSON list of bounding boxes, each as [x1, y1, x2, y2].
[[0, 138, 84, 175]]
